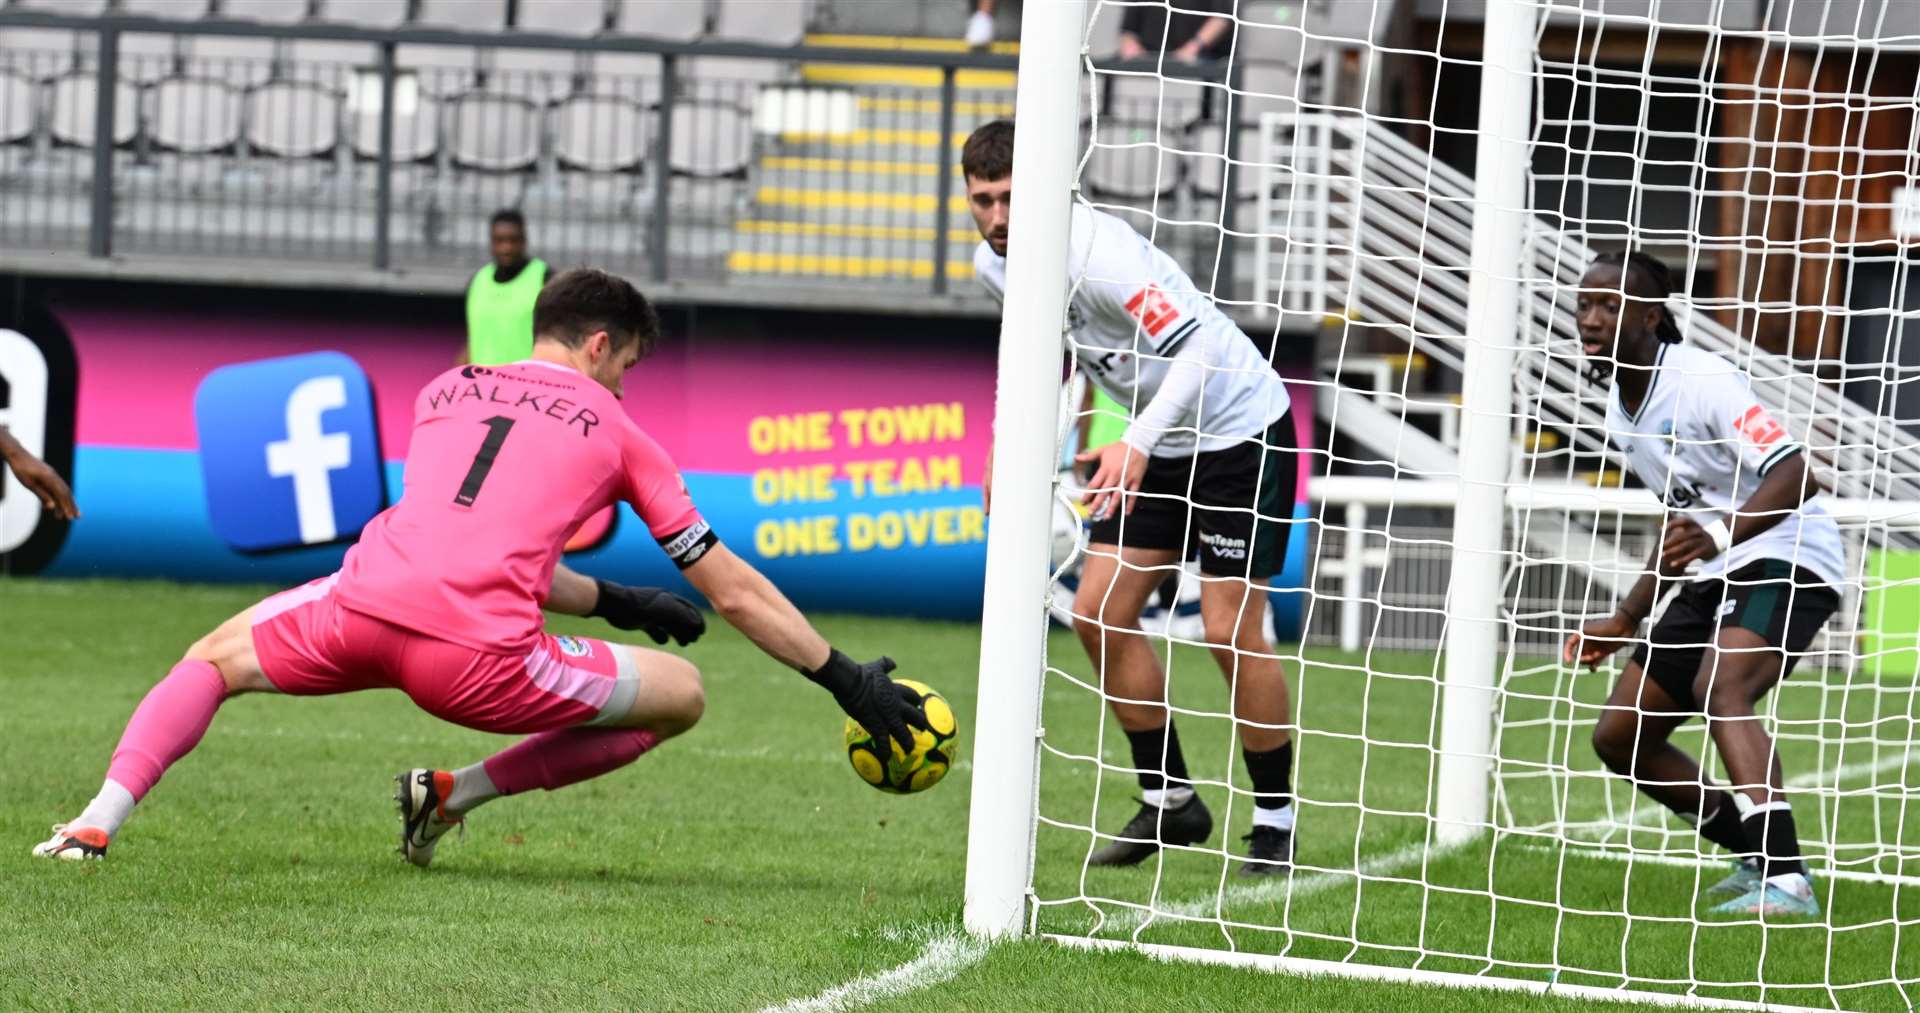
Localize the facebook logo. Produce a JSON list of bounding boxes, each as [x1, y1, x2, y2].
[[194, 351, 384, 551]]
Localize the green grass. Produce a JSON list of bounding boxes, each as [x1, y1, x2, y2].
[[2, 578, 1914, 1010]]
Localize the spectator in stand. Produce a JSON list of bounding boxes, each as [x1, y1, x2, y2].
[[465, 209, 549, 366], [1117, 0, 1234, 63], [964, 0, 999, 48]]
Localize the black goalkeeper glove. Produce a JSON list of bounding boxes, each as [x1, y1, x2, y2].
[[802, 650, 929, 756], [590, 579, 706, 646]]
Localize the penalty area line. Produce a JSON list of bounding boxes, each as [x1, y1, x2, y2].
[[759, 931, 989, 1013]]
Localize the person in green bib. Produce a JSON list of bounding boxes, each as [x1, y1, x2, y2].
[[465, 209, 549, 365]]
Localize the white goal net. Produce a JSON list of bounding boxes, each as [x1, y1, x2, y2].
[[966, 1, 1920, 1009]]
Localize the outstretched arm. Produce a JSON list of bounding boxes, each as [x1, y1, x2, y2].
[[683, 543, 927, 751], [1, 428, 78, 520]]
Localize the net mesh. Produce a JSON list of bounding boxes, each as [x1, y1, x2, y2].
[[1020, 1, 1920, 1006]]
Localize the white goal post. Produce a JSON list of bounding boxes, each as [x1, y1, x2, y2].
[[966, 0, 1920, 1007]]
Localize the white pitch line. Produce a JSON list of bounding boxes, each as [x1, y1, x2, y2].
[[759, 931, 989, 1013], [1105, 840, 1445, 933]]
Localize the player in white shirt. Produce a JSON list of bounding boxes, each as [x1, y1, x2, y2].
[[964, 121, 1299, 876], [1565, 252, 1842, 918]]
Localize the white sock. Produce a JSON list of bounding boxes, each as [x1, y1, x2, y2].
[[443, 763, 500, 817], [1766, 872, 1813, 898], [73, 779, 137, 838], [1141, 786, 1194, 810], [1252, 802, 1296, 832]]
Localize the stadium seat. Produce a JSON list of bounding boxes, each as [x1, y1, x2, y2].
[[248, 80, 339, 157], [316, 0, 407, 27], [399, 45, 479, 98], [0, 69, 33, 145], [668, 99, 750, 177], [1104, 72, 1208, 129], [15, 0, 106, 13], [152, 78, 244, 152], [449, 93, 540, 171], [682, 56, 784, 103], [1083, 120, 1182, 200], [0, 29, 80, 80], [348, 86, 438, 161], [416, 0, 508, 31], [287, 39, 374, 86], [121, 0, 213, 19], [709, 0, 806, 45], [49, 73, 139, 147], [516, 0, 610, 36], [219, 0, 311, 23], [1186, 121, 1261, 200], [555, 94, 649, 171], [614, 0, 705, 42], [490, 48, 581, 104], [185, 36, 278, 87], [586, 51, 662, 105], [116, 33, 180, 86]]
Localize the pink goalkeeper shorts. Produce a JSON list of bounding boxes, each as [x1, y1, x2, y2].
[[250, 574, 641, 734]]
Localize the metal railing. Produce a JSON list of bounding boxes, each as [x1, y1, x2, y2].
[[0, 9, 1018, 296]]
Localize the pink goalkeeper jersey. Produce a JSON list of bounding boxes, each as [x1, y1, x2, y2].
[[333, 360, 709, 654]]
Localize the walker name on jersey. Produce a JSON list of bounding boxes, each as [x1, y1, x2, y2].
[[425, 378, 602, 438]]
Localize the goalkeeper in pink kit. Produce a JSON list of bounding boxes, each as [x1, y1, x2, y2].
[[34, 268, 927, 865]]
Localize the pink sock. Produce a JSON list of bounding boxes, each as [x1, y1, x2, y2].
[[104, 660, 229, 801], [481, 727, 661, 796]]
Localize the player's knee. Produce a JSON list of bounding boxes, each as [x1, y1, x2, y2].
[[652, 655, 706, 738], [1590, 719, 1634, 776], [182, 629, 255, 695], [1699, 677, 1753, 720]]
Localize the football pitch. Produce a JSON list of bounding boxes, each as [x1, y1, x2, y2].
[[3, 578, 1913, 1011]]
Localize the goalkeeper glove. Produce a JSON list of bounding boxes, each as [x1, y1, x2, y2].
[[802, 650, 929, 756], [590, 579, 706, 646]]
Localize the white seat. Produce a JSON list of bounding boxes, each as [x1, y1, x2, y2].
[[348, 84, 439, 161], [186, 36, 278, 87], [449, 93, 539, 170], [316, 0, 407, 26], [16, 0, 106, 12], [556, 94, 649, 171], [490, 48, 580, 104], [1083, 121, 1181, 200], [121, 0, 213, 19], [1186, 122, 1261, 200], [587, 51, 662, 105], [399, 44, 479, 98], [152, 78, 243, 152], [1104, 72, 1208, 129], [288, 39, 374, 89], [116, 33, 178, 85], [710, 0, 805, 45], [49, 74, 139, 147], [220, 0, 310, 22], [615, 0, 705, 41], [248, 80, 339, 156], [0, 29, 79, 80], [0, 69, 33, 144], [1234, 2, 1309, 64], [516, 0, 609, 36], [668, 99, 749, 177], [416, 0, 508, 30], [681, 55, 783, 103]]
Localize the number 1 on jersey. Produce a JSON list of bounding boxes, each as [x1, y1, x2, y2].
[[454, 416, 515, 507]]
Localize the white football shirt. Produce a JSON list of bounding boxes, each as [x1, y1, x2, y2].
[[1603, 342, 1846, 589], [975, 204, 1289, 458]]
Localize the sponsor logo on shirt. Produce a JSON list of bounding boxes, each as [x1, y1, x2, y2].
[[555, 635, 592, 658], [1123, 284, 1181, 338], [1734, 404, 1787, 449], [194, 351, 385, 552]]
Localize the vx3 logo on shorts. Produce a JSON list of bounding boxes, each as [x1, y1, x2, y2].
[[195, 351, 385, 551]]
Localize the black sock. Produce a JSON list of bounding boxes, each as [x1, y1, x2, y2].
[[1124, 723, 1190, 793], [1242, 739, 1294, 810], [1744, 803, 1807, 880], [1690, 791, 1751, 857]]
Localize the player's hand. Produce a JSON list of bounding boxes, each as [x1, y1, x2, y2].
[[1174, 39, 1204, 62], [1117, 33, 1147, 60], [1563, 612, 1638, 669], [1659, 516, 1718, 573], [1075, 440, 1148, 521], [1, 444, 78, 520], [590, 580, 706, 646], [804, 650, 929, 756]]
